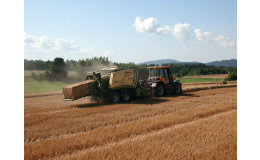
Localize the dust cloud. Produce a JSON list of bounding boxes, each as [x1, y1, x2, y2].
[[83, 61, 117, 73]]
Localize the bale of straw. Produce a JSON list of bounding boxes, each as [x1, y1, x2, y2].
[[63, 80, 95, 100], [217, 81, 227, 85]]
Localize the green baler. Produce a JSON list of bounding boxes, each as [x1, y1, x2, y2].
[[63, 69, 146, 103]]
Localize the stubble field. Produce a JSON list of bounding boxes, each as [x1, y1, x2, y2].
[[24, 82, 237, 160], [182, 74, 229, 79]]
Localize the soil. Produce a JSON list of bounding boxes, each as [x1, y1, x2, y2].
[[24, 83, 237, 160]]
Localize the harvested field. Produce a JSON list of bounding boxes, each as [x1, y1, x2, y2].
[[24, 83, 237, 160], [24, 81, 237, 98]]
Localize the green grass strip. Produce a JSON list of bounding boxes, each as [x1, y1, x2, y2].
[[24, 82, 68, 93], [24, 76, 223, 93]]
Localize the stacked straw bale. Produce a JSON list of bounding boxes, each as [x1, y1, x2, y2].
[[217, 81, 227, 85], [63, 80, 95, 100]]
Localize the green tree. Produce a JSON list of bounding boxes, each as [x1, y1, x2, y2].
[[225, 71, 237, 81], [49, 58, 68, 80], [31, 72, 37, 80], [44, 70, 51, 80]]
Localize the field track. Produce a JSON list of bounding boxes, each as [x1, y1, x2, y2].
[[24, 84, 237, 160]]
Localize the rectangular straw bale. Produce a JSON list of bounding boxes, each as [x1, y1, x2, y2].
[[217, 81, 227, 85], [63, 80, 95, 99]]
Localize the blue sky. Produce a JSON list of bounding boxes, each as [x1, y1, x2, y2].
[[24, 0, 237, 63]]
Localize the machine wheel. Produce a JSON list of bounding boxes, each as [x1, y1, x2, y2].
[[107, 91, 120, 103], [174, 83, 182, 95], [152, 83, 165, 97], [121, 91, 131, 102]]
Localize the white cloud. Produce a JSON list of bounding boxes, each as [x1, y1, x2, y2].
[[172, 23, 190, 42], [54, 39, 80, 51], [103, 51, 115, 57], [24, 32, 53, 51], [24, 32, 93, 55], [217, 35, 230, 41], [133, 17, 171, 34], [194, 29, 236, 48], [218, 40, 236, 48], [182, 46, 186, 50], [39, 36, 53, 49], [24, 32, 38, 44], [194, 29, 216, 43], [133, 18, 192, 42]]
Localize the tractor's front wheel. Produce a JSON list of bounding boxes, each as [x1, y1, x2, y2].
[[107, 91, 120, 103], [152, 83, 165, 97]]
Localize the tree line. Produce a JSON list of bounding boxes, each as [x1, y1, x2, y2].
[[25, 57, 110, 71], [27, 57, 112, 81], [114, 62, 237, 79], [25, 57, 237, 82]]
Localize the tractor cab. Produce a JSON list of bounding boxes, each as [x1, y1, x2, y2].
[[144, 66, 182, 97], [147, 66, 176, 84]]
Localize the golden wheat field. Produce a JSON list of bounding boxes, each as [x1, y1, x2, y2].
[[24, 84, 237, 160], [183, 74, 229, 79]]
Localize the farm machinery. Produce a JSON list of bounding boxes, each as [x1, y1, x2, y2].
[[140, 66, 182, 97], [63, 67, 146, 103], [62, 65, 182, 103]]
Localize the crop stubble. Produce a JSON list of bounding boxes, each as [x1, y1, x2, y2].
[[24, 85, 237, 160]]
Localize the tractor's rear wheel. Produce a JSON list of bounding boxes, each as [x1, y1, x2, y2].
[[121, 91, 131, 102], [107, 91, 120, 103], [152, 83, 165, 97]]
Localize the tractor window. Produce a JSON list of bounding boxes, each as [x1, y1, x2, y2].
[[163, 69, 169, 81], [149, 69, 159, 77], [159, 69, 164, 77], [149, 68, 165, 77]]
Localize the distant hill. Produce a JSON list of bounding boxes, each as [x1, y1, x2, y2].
[[205, 59, 237, 67], [137, 59, 237, 67]]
